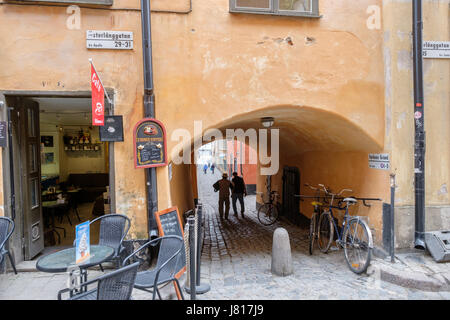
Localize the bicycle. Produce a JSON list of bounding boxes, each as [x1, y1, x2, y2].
[[257, 191, 279, 226], [303, 184, 329, 255], [316, 184, 374, 274]]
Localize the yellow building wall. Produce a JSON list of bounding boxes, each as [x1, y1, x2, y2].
[[0, 0, 390, 240]]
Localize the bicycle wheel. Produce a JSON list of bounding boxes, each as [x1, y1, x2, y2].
[[343, 218, 372, 274], [317, 212, 334, 253], [309, 212, 318, 255], [257, 204, 278, 225]]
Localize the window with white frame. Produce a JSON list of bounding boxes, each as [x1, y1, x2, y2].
[[230, 0, 320, 17]]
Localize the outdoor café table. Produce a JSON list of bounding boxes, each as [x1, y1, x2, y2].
[[36, 245, 114, 297], [42, 200, 68, 243]]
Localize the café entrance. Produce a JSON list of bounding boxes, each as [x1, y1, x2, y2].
[[1, 91, 116, 264]]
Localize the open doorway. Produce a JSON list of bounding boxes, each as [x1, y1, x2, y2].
[[3, 93, 113, 262]]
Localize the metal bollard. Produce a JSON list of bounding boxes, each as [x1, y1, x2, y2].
[[188, 216, 196, 300], [195, 204, 210, 293]]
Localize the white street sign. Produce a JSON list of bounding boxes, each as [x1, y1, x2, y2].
[[87, 30, 133, 50], [369, 153, 390, 170], [423, 41, 450, 59]]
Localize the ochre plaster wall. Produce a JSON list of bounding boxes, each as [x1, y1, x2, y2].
[[0, 0, 386, 239]]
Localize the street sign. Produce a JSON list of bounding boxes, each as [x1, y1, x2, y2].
[[86, 30, 133, 50], [423, 41, 450, 59], [369, 153, 390, 170]]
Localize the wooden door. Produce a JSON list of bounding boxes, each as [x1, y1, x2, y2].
[[282, 166, 300, 225], [20, 98, 44, 259]]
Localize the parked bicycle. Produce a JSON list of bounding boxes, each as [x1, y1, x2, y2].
[[303, 184, 329, 255], [257, 191, 279, 226], [316, 184, 374, 274]]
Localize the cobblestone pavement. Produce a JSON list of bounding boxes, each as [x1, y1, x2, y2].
[[195, 169, 449, 300], [1, 169, 449, 300]]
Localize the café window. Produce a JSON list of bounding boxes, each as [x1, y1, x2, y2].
[[230, 0, 320, 17]]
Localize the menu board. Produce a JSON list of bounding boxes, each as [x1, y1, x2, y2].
[[133, 118, 167, 168], [154, 207, 186, 278]]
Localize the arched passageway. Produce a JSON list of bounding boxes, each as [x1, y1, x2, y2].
[[169, 105, 388, 244]]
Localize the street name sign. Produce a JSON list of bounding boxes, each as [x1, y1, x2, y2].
[[369, 153, 390, 170], [423, 41, 450, 59], [86, 30, 133, 50]]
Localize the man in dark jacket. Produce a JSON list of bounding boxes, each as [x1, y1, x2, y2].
[[213, 172, 233, 220], [231, 172, 247, 218]]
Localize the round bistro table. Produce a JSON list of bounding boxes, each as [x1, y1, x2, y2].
[[36, 245, 114, 297]]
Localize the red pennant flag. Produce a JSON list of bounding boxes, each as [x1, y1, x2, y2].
[[91, 63, 104, 126]]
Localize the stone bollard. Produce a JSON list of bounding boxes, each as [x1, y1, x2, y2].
[[271, 228, 293, 276]]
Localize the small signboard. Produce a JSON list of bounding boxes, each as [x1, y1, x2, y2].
[[154, 207, 186, 279], [75, 221, 90, 264], [369, 153, 390, 170], [133, 118, 167, 169], [423, 41, 450, 59], [87, 30, 133, 50], [0, 121, 7, 148], [99, 115, 124, 142]]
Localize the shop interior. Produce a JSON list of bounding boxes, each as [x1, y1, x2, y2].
[[37, 97, 109, 248]]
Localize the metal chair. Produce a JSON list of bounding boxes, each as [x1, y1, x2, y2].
[[57, 262, 139, 300], [0, 217, 17, 274], [122, 235, 185, 300], [74, 214, 131, 270]]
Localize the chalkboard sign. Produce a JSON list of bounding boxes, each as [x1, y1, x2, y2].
[[133, 118, 167, 168], [154, 206, 186, 278], [0, 121, 7, 148], [99, 115, 124, 142]]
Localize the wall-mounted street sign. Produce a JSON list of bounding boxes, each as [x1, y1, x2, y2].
[[99, 115, 124, 142], [133, 118, 167, 169], [423, 41, 450, 59], [86, 30, 133, 50], [369, 153, 390, 170]]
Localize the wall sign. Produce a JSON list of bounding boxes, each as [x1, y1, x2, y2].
[[133, 118, 167, 168], [99, 115, 124, 142], [369, 153, 390, 170], [87, 30, 133, 50], [423, 41, 450, 59]]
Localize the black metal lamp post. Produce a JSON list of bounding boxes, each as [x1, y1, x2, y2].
[[141, 0, 158, 239]]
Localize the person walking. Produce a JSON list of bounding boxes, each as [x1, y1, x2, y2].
[[231, 172, 247, 218], [210, 163, 215, 174], [203, 163, 208, 174], [213, 172, 233, 220]]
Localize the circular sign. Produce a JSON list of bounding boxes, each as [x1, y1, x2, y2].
[[414, 111, 422, 119]]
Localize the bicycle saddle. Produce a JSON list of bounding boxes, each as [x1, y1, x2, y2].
[[311, 201, 323, 206], [343, 197, 357, 204]]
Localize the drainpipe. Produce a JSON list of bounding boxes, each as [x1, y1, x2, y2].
[[413, 0, 426, 249], [141, 0, 158, 239]]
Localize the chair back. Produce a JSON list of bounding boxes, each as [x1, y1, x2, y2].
[[92, 214, 130, 251], [156, 235, 184, 280], [0, 217, 14, 250], [97, 262, 139, 300]]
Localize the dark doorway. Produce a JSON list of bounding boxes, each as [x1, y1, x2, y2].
[[282, 166, 300, 225]]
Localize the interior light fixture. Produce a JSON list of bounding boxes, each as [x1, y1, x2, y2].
[[261, 117, 275, 128]]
